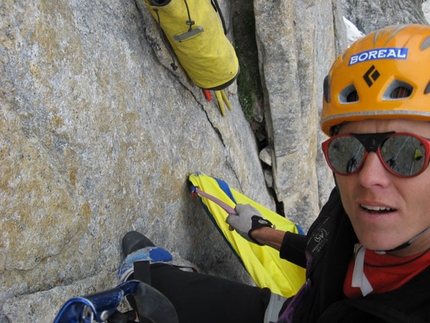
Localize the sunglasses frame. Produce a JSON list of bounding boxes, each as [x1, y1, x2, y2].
[[322, 131, 430, 178]]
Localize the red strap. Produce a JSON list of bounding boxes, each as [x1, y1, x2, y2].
[[203, 89, 212, 101]]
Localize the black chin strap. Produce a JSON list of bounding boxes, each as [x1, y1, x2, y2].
[[375, 227, 430, 254]]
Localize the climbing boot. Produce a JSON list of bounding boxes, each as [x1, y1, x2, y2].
[[118, 231, 173, 283]]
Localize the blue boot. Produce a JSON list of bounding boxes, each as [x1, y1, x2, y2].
[[118, 231, 173, 282]]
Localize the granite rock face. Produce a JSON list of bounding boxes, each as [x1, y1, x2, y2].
[[253, 0, 345, 230], [343, 0, 428, 34], [1, 1, 270, 321]]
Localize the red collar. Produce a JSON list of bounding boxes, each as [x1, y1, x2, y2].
[[344, 249, 430, 298]]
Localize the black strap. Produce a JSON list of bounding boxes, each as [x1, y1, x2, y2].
[[132, 261, 152, 323], [115, 261, 152, 323], [211, 0, 227, 34], [152, 9, 179, 71], [107, 262, 179, 323], [107, 310, 136, 323], [134, 260, 151, 285]]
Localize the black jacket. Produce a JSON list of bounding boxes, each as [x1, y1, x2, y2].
[[279, 187, 430, 323]]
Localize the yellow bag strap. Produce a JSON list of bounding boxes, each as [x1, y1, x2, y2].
[[203, 89, 233, 116], [214, 90, 233, 116]]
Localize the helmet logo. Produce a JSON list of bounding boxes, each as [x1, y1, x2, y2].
[[363, 65, 380, 87], [349, 48, 408, 66]]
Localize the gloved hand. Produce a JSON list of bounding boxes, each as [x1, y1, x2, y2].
[[226, 204, 274, 245]]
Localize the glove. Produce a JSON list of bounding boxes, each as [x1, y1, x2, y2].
[[226, 204, 274, 245]]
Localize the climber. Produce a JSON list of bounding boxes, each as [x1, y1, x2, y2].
[[120, 24, 430, 323]]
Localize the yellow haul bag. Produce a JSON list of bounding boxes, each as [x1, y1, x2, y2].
[[142, 0, 239, 90], [188, 172, 306, 298]]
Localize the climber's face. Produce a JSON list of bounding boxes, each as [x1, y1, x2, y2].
[[332, 119, 430, 256]]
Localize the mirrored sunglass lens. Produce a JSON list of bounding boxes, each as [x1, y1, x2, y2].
[[381, 135, 426, 176], [328, 136, 365, 174]]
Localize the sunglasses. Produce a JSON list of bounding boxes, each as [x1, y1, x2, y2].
[[322, 132, 430, 178]]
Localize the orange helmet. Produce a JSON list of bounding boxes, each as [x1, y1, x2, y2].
[[321, 24, 430, 136]]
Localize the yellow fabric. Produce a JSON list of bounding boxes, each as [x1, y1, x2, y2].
[[144, 0, 239, 90], [189, 172, 306, 298]]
